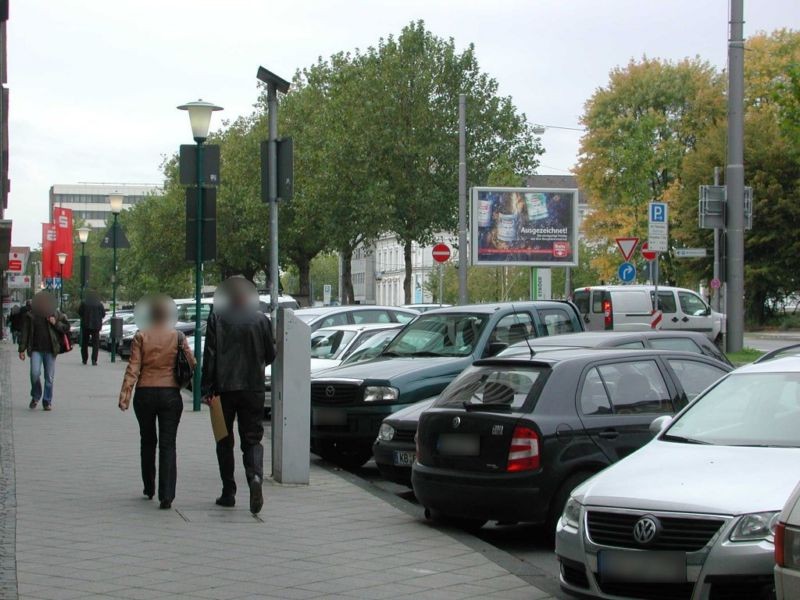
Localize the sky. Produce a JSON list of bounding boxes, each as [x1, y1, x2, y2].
[[6, 0, 799, 247]]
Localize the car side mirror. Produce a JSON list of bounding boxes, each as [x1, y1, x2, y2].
[[649, 415, 672, 436], [485, 341, 508, 357]]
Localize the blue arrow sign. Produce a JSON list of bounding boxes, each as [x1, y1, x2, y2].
[[618, 262, 636, 283]]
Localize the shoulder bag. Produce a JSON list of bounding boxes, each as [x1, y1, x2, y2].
[[174, 331, 193, 388]]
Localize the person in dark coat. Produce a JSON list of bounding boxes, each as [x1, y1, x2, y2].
[[201, 277, 275, 514], [18, 292, 70, 411], [78, 291, 106, 365]]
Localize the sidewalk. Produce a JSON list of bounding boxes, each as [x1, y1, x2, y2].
[[1, 343, 554, 600]]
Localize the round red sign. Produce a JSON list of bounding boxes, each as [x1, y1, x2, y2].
[[432, 243, 451, 263], [641, 242, 657, 262]]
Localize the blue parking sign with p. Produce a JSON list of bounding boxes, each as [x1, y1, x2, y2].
[[650, 202, 667, 222]]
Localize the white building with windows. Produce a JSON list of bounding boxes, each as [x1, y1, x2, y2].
[[346, 232, 459, 306], [49, 182, 162, 229]]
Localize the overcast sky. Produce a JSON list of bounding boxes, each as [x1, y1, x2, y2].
[[6, 0, 799, 247]]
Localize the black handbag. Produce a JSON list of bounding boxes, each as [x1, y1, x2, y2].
[[174, 332, 193, 388]]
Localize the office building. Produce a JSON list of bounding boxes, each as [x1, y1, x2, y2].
[[49, 182, 162, 229]]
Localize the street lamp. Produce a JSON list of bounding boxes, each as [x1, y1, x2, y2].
[[178, 99, 222, 411], [109, 194, 124, 363], [56, 252, 68, 311], [78, 227, 90, 299]]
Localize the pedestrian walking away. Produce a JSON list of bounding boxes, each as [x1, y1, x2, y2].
[[17, 291, 70, 411], [118, 295, 196, 510], [202, 276, 276, 514], [9, 305, 21, 344], [78, 290, 106, 365]]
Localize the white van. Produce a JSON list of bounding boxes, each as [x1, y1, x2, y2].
[[572, 285, 724, 343]]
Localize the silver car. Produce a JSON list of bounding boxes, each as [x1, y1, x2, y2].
[[556, 355, 800, 600]]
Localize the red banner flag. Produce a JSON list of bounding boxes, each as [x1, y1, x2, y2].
[[53, 207, 74, 279], [42, 223, 57, 279]]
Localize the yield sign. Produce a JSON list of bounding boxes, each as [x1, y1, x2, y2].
[[615, 237, 639, 262]]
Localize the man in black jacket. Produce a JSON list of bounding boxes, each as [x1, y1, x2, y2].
[[201, 277, 275, 514], [78, 291, 106, 365]]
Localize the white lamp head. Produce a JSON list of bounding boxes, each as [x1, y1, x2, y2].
[[78, 227, 91, 244], [56, 252, 68, 266], [177, 99, 223, 142], [109, 194, 124, 214]]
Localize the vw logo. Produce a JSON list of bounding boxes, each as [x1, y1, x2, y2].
[[325, 385, 336, 398], [452, 416, 461, 429], [632, 515, 660, 546]]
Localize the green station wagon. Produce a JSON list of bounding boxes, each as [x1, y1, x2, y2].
[[310, 301, 583, 467]]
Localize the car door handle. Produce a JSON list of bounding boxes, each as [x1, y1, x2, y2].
[[681, 316, 690, 322], [671, 317, 680, 322], [597, 429, 619, 440]]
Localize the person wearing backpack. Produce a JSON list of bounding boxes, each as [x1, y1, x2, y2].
[[118, 295, 195, 509], [18, 291, 70, 411]]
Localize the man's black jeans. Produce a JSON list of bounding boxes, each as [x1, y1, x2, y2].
[[216, 391, 265, 496], [133, 387, 183, 502], [81, 327, 100, 364]]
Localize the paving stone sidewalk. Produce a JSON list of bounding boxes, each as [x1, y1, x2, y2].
[[2, 343, 553, 600]]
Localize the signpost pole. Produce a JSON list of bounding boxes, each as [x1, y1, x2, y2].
[[457, 94, 468, 305], [712, 167, 721, 312], [439, 263, 444, 306]]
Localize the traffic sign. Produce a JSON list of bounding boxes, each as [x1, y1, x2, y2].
[[710, 278, 721, 290], [675, 248, 707, 258], [615, 237, 639, 262], [641, 242, 657, 261], [618, 262, 636, 283], [648, 202, 669, 252], [432, 243, 451, 264]]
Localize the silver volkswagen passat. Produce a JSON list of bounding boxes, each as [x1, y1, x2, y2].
[[555, 355, 800, 600]]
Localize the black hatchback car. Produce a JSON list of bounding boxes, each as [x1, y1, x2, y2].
[[412, 348, 731, 533]]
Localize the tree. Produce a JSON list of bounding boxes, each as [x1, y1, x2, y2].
[[670, 30, 800, 323], [577, 57, 726, 283], [362, 21, 541, 302]]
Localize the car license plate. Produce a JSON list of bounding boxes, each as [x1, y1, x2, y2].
[[393, 450, 415, 466], [437, 433, 480, 456], [312, 407, 347, 426], [598, 550, 686, 583]]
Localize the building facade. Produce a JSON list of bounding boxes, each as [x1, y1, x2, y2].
[[49, 182, 162, 229]]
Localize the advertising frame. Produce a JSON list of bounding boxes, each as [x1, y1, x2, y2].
[[471, 186, 579, 267]]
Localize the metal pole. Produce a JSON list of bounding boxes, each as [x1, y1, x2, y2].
[[457, 94, 468, 305], [712, 167, 721, 312], [267, 83, 279, 315], [59, 265, 64, 311], [111, 212, 118, 363], [530, 267, 538, 300], [438, 263, 444, 306], [193, 140, 204, 411], [80, 241, 85, 353], [565, 266, 572, 299], [726, 0, 745, 352]]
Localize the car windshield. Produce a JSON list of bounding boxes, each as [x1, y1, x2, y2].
[[434, 365, 545, 410], [295, 313, 319, 323], [382, 313, 489, 358], [310, 329, 358, 360], [340, 329, 400, 365], [663, 372, 800, 447]]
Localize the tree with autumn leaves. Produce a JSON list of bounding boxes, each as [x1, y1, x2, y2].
[[577, 30, 800, 323]]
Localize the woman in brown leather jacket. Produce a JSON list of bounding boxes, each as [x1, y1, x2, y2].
[[118, 296, 195, 509]]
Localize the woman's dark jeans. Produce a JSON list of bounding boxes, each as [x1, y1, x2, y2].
[[133, 387, 183, 502]]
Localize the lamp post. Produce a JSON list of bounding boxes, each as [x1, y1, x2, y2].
[[78, 226, 91, 353], [109, 194, 124, 363], [56, 252, 68, 311], [178, 99, 223, 411]]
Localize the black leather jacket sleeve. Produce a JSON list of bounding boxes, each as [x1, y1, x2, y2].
[[201, 314, 217, 397]]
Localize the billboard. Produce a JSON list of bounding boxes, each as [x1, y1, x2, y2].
[[471, 187, 579, 267]]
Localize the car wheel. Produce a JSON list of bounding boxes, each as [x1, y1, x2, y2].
[[314, 441, 373, 470], [546, 471, 595, 541], [424, 508, 487, 532]]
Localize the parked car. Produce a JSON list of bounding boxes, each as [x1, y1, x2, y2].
[[338, 327, 403, 367], [776, 480, 800, 600], [498, 330, 732, 366], [67, 319, 81, 344], [310, 324, 402, 373], [412, 348, 731, 533], [572, 285, 725, 344], [311, 301, 584, 468], [99, 312, 135, 350], [374, 397, 436, 485], [555, 355, 800, 600], [294, 305, 419, 333], [118, 320, 199, 360]]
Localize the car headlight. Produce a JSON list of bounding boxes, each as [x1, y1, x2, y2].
[[364, 386, 399, 402], [377, 423, 395, 442], [561, 496, 582, 529], [729, 511, 780, 542]]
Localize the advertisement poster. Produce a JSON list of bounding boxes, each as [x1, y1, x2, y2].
[[53, 207, 74, 279], [42, 223, 57, 279], [471, 187, 579, 267]]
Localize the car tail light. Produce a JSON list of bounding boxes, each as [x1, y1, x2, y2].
[[776, 522, 786, 566], [603, 298, 613, 330], [507, 425, 540, 472]]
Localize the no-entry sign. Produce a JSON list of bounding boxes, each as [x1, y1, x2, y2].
[[641, 242, 658, 262], [432, 243, 451, 264]]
